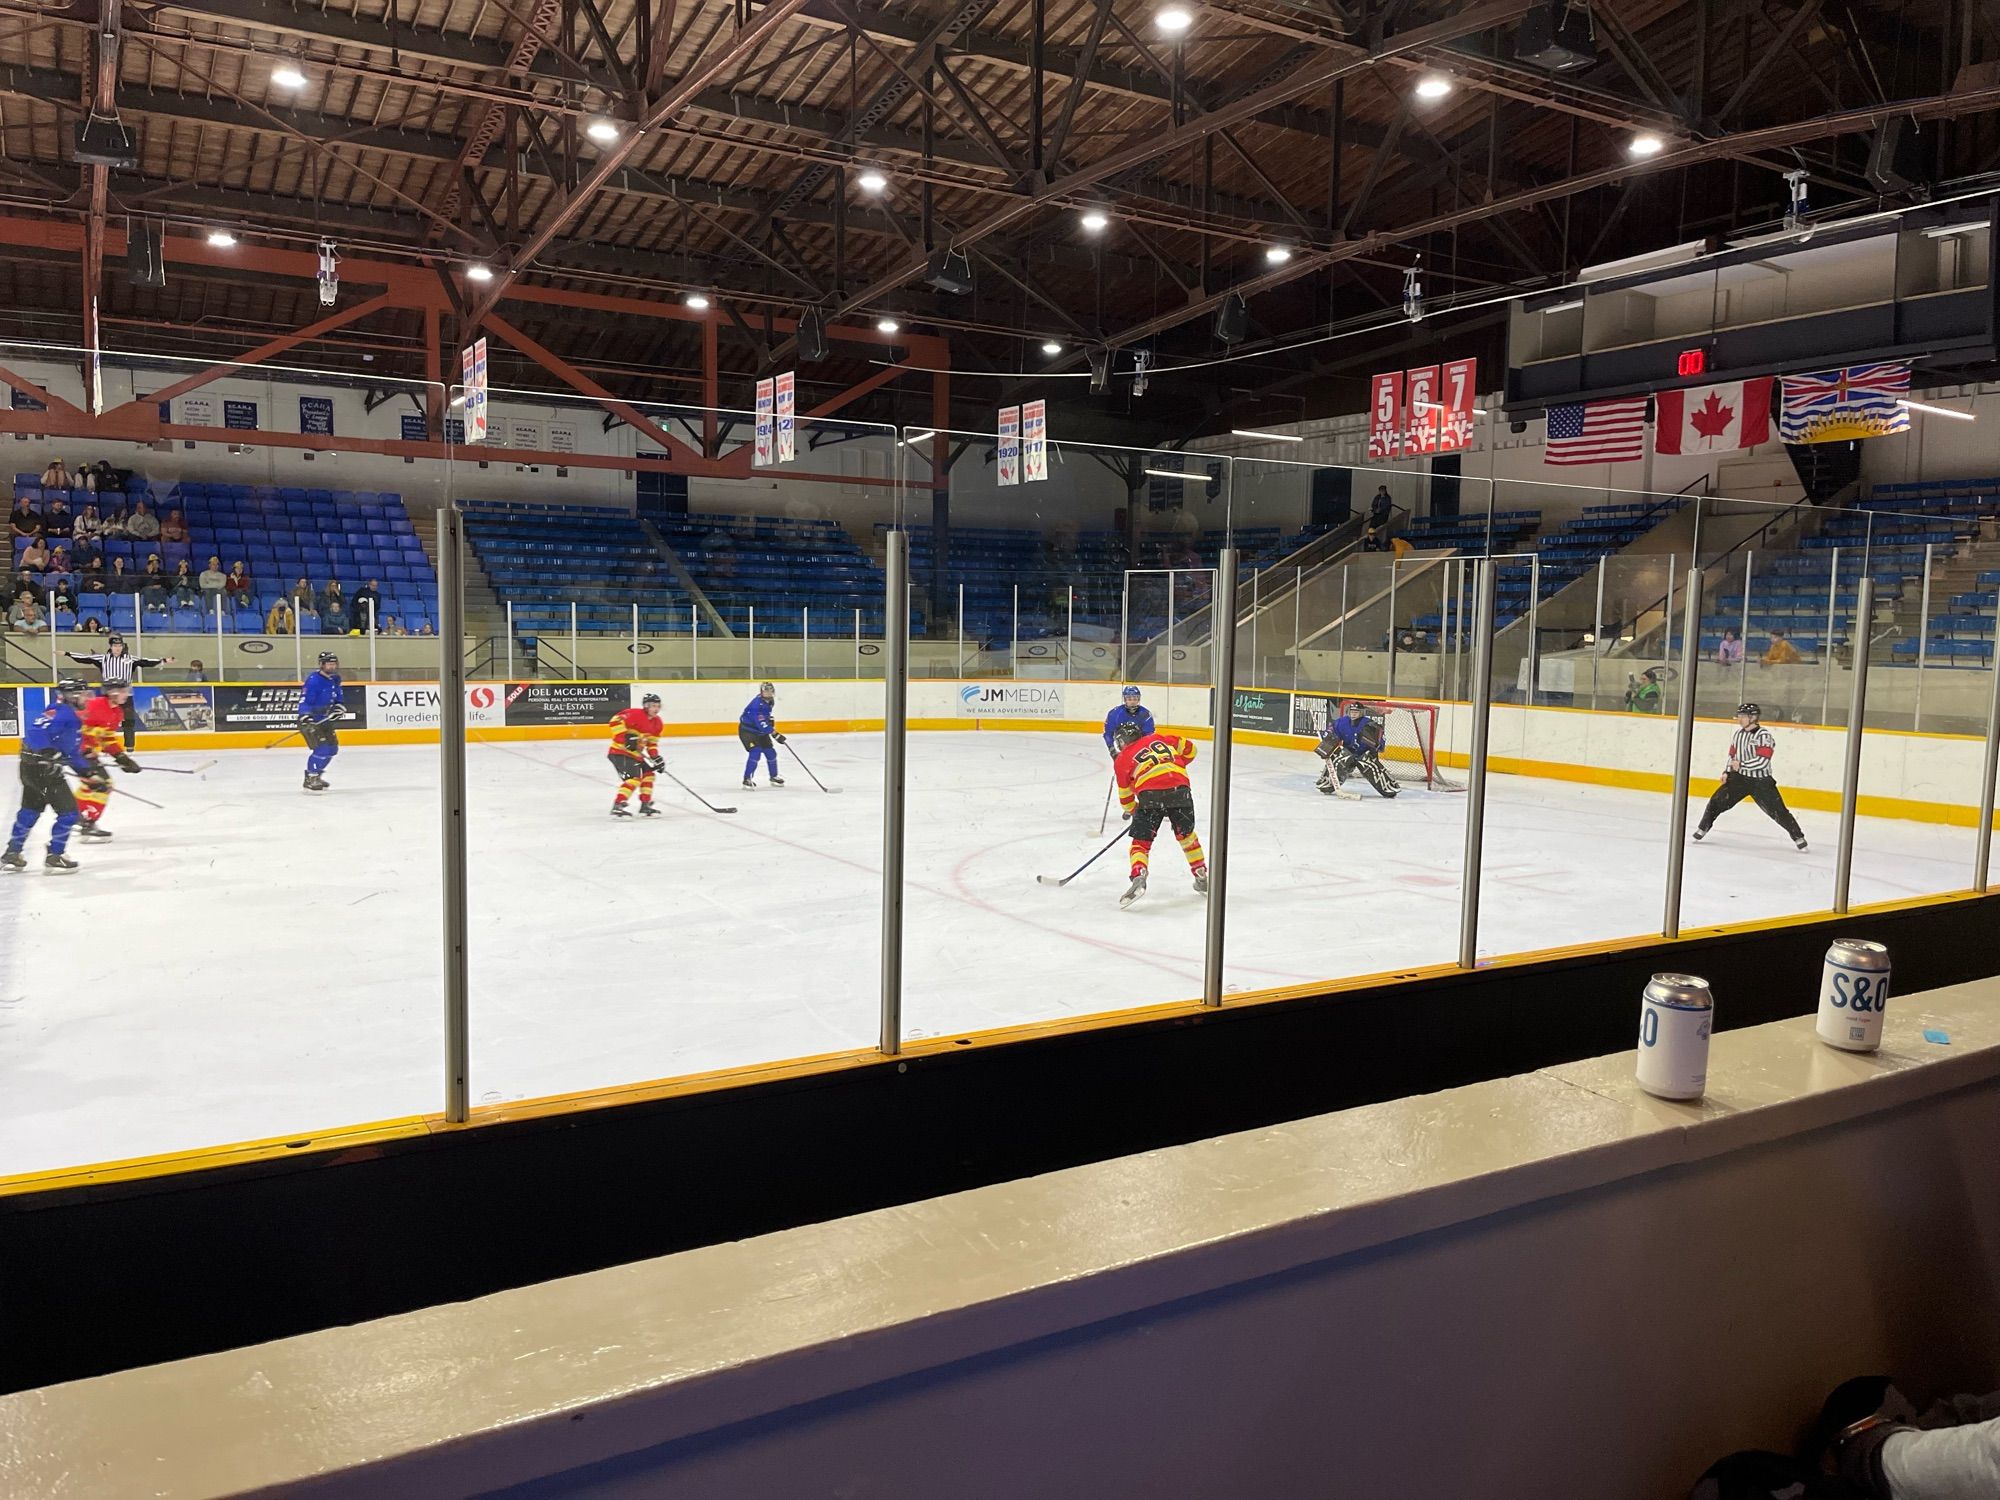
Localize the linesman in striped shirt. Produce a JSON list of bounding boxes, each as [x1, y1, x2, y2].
[[64, 634, 174, 750], [1692, 703, 1808, 851]]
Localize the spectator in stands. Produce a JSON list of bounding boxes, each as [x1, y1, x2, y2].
[[160, 508, 189, 544], [46, 544, 71, 580], [323, 590, 348, 635], [77, 557, 105, 595], [40, 492, 71, 541], [38, 457, 70, 490], [72, 503, 101, 544], [171, 560, 200, 608], [124, 500, 159, 542], [186, 659, 207, 682], [1763, 628, 1803, 666], [1716, 627, 1744, 666], [79, 616, 104, 635], [82, 459, 125, 493], [264, 596, 295, 634], [107, 555, 136, 593], [382, 614, 407, 637], [289, 576, 314, 612], [68, 529, 99, 571], [49, 577, 77, 617], [198, 556, 227, 605], [351, 578, 381, 631], [224, 560, 253, 604], [1361, 486, 1398, 552], [99, 498, 129, 538], [16, 533, 48, 574], [320, 578, 345, 616], [9, 495, 38, 539], [139, 555, 170, 612], [8, 590, 42, 632], [414, 620, 434, 636]]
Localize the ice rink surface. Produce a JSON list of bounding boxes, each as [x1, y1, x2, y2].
[[0, 729, 1982, 1176]]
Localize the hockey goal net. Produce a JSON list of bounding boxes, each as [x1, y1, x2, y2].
[[1295, 695, 1463, 791]]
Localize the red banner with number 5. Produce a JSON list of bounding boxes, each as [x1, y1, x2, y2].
[[1366, 369, 1404, 460]]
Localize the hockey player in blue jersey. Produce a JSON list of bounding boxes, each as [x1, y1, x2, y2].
[[1102, 685, 1155, 755], [739, 680, 786, 789], [4, 677, 105, 873], [298, 651, 347, 794], [1314, 700, 1398, 799]]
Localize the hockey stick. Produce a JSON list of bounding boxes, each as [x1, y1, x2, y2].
[[107, 783, 164, 809], [660, 767, 737, 815], [134, 761, 215, 774], [1095, 772, 1114, 834], [1038, 821, 1132, 887], [784, 741, 842, 794], [265, 708, 351, 750]]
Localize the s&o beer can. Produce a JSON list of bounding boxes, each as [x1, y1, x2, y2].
[[1817, 939, 1891, 1053], [1637, 973, 1713, 1100]]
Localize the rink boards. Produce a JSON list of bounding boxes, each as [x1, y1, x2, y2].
[[2, 674, 1991, 826]]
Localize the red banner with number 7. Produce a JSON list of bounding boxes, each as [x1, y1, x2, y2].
[[1438, 357, 1478, 453]]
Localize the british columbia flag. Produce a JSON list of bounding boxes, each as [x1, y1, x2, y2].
[[1777, 362, 1911, 444]]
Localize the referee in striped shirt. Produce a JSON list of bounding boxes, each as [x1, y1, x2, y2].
[[1692, 702, 1808, 851], [64, 634, 174, 751]]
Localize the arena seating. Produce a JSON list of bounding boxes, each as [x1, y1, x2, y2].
[[464, 502, 687, 639], [1489, 498, 1689, 632], [653, 511, 892, 636]]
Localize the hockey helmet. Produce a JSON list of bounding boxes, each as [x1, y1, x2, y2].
[[1114, 719, 1147, 750], [318, 651, 340, 668], [641, 692, 662, 709], [759, 680, 776, 697], [1736, 702, 1761, 719], [1121, 684, 1142, 701], [54, 676, 89, 702]]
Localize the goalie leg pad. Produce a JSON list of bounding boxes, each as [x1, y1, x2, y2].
[[1356, 752, 1399, 798]]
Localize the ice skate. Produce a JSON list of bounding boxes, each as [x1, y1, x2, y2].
[[769, 775, 786, 787], [44, 852, 79, 873], [742, 777, 755, 790], [609, 803, 632, 818], [1119, 872, 1147, 910], [303, 773, 330, 793], [1192, 871, 1209, 896], [637, 802, 661, 817], [77, 823, 112, 840], [1692, 826, 1707, 842], [0, 847, 24, 872]]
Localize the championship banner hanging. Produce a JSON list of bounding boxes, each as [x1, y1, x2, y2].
[[1366, 370, 1404, 460], [997, 405, 1020, 486], [462, 338, 488, 444], [1022, 398, 1048, 482], [754, 377, 775, 466], [1404, 365, 1440, 454], [1438, 357, 1478, 452], [775, 370, 796, 462], [1656, 379, 1772, 454]]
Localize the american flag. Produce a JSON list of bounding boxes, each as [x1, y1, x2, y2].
[[1778, 362, 1911, 444], [1544, 397, 1648, 465]]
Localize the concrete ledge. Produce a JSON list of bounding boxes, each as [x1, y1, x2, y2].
[[3, 982, 1997, 1498]]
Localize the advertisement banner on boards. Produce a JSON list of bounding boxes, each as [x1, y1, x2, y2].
[[1229, 688, 1292, 734], [1291, 693, 1353, 739], [775, 370, 796, 463], [754, 377, 775, 466], [0, 687, 17, 737], [212, 683, 369, 732], [996, 405, 1020, 486], [955, 682, 1065, 719], [1366, 369, 1404, 460], [136, 687, 214, 731], [503, 681, 623, 725], [364, 684, 508, 731]]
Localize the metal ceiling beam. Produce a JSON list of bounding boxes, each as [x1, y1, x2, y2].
[[764, 0, 1540, 363]]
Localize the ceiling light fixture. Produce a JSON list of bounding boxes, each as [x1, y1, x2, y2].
[[857, 168, 888, 193], [1155, 4, 1194, 34], [684, 291, 711, 311], [206, 229, 236, 248], [466, 263, 493, 283], [1080, 209, 1109, 232], [1628, 133, 1666, 158], [271, 66, 307, 91], [876, 317, 901, 334], [1264, 245, 1293, 265], [1143, 468, 1206, 482], [1230, 428, 1303, 442], [1041, 340, 1063, 355], [1414, 74, 1452, 101], [586, 118, 620, 143], [901, 429, 936, 447], [1897, 398, 1975, 422]]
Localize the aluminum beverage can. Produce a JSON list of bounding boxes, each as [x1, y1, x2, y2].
[[1636, 973, 1713, 1100], [1817, 939, 1891, 1052]]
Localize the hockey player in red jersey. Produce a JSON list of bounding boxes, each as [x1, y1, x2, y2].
[[606, 692, 666, 818], [1111, 719, 1207, 909], [73, 683, 141, 840]]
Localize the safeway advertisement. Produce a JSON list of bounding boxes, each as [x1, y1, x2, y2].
[[366, 683, 507, 730]]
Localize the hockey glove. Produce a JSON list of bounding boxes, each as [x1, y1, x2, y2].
[[648, 756, 665, 774], [82, 771, 111, 793], [773, 732, 787, 744], [116, 754, 142, 774]]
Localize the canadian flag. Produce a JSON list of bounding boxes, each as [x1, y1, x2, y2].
[[1656, 379, 1773, 454]]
